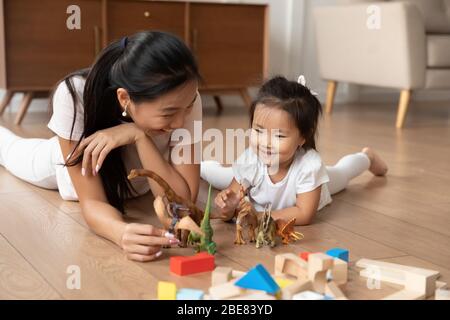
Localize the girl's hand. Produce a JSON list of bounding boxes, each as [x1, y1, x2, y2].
[[74, 123, 145, 176], [120, 223, 179, 262], [215, 188, 241, 220]]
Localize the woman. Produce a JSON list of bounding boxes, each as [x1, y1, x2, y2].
[[0, 31, 202, 262]]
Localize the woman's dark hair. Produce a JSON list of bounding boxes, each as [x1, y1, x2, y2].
[[249, 76, 322, 150], [50, 31, 201, 214]]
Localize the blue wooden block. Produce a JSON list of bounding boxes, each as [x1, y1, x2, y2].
[[326, 248, 349, 262], [176, 288, 204, 300], [235, 264, 280, 294]]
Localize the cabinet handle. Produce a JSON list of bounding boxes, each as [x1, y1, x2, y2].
[[94, 26, 101, 57], [144, 11, 151, 18]]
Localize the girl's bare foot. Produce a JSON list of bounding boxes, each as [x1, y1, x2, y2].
[[362, 147, 388, 176]]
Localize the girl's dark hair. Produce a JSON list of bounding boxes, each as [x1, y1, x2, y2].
[[249, 76, 322, 150], [50, 31, 201, 214]]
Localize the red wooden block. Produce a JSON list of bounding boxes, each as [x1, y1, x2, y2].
[[170, 252, 215, 276], [299, 251, 320, 262]]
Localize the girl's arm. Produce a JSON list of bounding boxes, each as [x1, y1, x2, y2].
[[59, 137, 175, 262], [271, 186, 322, 225], [214, 178, 242, 220]]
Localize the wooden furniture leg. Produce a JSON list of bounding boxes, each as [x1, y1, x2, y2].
[[213, 95, 223, 114], [14, 92, 34, 125], [0, 90, 15, 116], [325, 81, 337, 114], [239, 88, 252, 108], [396, 89, 411, 129]]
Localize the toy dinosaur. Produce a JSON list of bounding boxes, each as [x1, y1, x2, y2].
[[255, 203, 277, 248], [188, 184, 216, 254], [153, 196, 204, 237], [275, 218, 304, 244], [234, 185, 258, 245], [127, 169, 204, 247]]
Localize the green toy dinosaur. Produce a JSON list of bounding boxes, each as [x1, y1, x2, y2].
[[188, 184, 216, 255]]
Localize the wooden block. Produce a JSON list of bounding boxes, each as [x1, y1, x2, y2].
[[404, 271, 437, 298], [158, 281, 177, 300], [308, 253, 334, 294], [325, 281, 348, 300], [230, 291, 276, 300], [274, 253, 308, 279], [326, 247, 349, 262], [357, 258, 439, 299], [209, 280, 244, 300], [356, 259, 439, 280], [275, 277, 295, 289], [292, 290, 327, 300], [330, 258, 348, 285], [176, 288, 204, 300], [382, 289, 425, 300], [281, 279, 313, 300], [212, 266, 233, 286], [170, 252, 215, 276], [232, 270, 246, 279], [436, 281, 447, 289], [435, 288, 450, 300]]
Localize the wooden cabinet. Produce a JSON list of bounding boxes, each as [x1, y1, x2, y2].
[[3, 0, 102, 90], [106, 1, 187, 41], [190, 3, 267, 89], [0, 0, 268, 124]]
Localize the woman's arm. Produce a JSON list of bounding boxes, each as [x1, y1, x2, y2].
[[59, 137, 175, 261], [271, 186, 322, 225], [134, 134, 200, 202]]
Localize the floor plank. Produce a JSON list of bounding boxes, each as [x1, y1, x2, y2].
[[0, 234, 61, 299]]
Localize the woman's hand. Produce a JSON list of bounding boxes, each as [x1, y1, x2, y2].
[[215, 188, 241, 220], [120, 223, 179, 262], [74, 123, 145, 176]]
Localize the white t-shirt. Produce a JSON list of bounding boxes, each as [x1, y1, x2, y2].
[[232, 147, 332, 212], [47, 76, 202, 201]]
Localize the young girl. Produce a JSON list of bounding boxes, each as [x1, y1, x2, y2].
[[0, 31, 203, 261], [201, 76, 388, 225]]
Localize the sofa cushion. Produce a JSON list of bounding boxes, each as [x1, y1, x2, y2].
[[425, 69, 450, 89], [427, 35, 450, 67]]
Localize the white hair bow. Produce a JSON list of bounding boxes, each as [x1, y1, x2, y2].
[[297, 75, 319, 96]]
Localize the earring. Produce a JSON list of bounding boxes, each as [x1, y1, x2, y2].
[[122, 102, 129, 117]]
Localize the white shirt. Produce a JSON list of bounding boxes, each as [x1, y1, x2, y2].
[[232, 147, 332, 212], [47, 76, 202, 201]]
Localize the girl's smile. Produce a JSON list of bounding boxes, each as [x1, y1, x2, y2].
[[250, 103, 305, 168]]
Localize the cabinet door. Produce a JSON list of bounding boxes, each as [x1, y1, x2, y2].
[[190, 4, 267, 89], [4, 0, 102, 89], [107, 0, 186, 42]]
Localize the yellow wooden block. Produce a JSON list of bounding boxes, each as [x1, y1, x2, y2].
[[158, 281, 177, 300], [275, 277, 294, 289]]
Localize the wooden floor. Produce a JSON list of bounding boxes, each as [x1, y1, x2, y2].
[[0, 98, 449, 299]]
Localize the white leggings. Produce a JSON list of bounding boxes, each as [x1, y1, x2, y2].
[[1, 126, 370, 197], [200, 152, 370, 195], [0, 126, 60, 190]]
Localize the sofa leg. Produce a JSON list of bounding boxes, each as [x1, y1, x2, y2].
[[396, 89, 411, 129], [325, 81, 337, 114]]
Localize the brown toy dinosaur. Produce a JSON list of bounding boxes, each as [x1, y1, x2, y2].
[[127, 169, 204, 247], [234, 185, 258, 245], [275, 218, 304, 244]]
